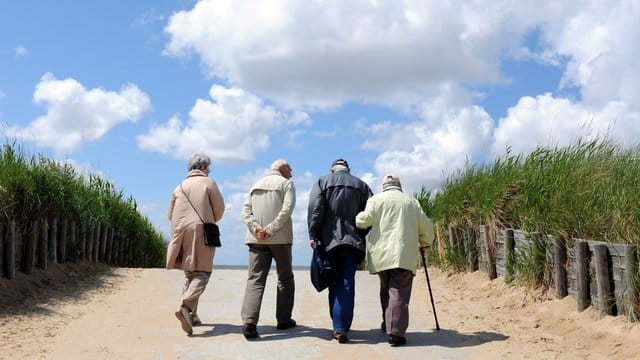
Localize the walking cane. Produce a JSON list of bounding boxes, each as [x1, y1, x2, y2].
[[420, 248, 440, 330]]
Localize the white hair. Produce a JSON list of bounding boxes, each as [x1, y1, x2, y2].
[[270, 158, 289, 170]]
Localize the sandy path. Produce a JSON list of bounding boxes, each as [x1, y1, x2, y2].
[[2, 263, 640, 359]]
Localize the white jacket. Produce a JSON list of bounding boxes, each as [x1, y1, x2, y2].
[[241, 170, 296, 245]]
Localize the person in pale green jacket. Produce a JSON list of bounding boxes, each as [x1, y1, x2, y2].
[[355, 174, 435, 346]]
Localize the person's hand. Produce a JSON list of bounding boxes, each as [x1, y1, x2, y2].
[[309, 239, 316, 249], [420, 246, 431, 254], [256, 227, 270, 241]]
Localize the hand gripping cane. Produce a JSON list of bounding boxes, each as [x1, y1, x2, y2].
[[420, 248, 440, 330]]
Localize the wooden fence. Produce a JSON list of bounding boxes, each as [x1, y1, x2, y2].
[[1, 218, 135, 280], [441, 225, 639, 321]]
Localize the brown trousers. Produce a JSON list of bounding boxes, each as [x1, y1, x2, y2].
[[241, 244, 295, 325], [378, 268, 414, 337]]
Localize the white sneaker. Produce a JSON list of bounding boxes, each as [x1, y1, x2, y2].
[[175, 307, 193, 335]]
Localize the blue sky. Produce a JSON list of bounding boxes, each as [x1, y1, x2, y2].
[[1, 1, 639, 266]]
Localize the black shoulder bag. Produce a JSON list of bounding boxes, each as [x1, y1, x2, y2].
[[180, 183, 221, 247]]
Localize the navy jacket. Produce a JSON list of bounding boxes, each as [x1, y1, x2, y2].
[[307, 170, 373, 256]]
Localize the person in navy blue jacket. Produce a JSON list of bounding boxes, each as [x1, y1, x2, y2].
[[307, 158, 372, 343]]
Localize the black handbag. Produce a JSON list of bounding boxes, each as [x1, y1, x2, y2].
[[310, 241, 332, 292], [181, 184, 221, 247]]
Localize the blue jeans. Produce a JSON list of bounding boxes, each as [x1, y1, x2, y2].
[[327, 246, 360, 333]]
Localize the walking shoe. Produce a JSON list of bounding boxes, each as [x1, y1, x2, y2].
[[388, 335, 406, 347], [332, 331, 348, 344], [175, 307, 193, 335], [276, 319, 297, 330], [191, 314, 202, 326], [243, 323, 259, 339]]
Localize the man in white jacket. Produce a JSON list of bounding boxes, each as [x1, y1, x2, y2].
[[240, 159, 297, 339], [355, 174, 435, 346]]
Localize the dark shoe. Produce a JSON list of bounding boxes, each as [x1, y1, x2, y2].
[[243, 323, 259, 339], [388, 335, 406, 347], [276, 319, 297, 330], [333, 332, 348, 344]]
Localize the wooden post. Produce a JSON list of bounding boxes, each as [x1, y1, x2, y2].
[[106, 228, 114, 264], [93, 222, 101, 262], [435, 223, 445, 262], [5, 221, 16, 279], [575, 240, 590, 312], [625, 245, 638, 321], [448, 227, 457, 256], [59, 218, 68, 263], [484, 225, 497, 280], [465, 227, 478, 272], [593, 244, 615, 315], [69, 221, 77, 261], [37, 219, 48, 270], [0, 221, 4, 278], [79, 221, 85, 260], [48, 217, 58, 263], [86, 221, 94, 262], [99, 224, 108, 262], [554, 237, 568, 298], [24, 219, 38, 274], [504, 229, 515, 281]]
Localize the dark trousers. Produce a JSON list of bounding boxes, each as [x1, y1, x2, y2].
[[241, 244, 295, 325], [327, 246, 361, 333], [378, 268, 414, 337]]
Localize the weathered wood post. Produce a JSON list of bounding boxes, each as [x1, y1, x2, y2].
[[93, 222, 101, 262], [99, 224, 108, 262], [624, 245, 638, 321], [448, 227, 458, 260], [5, 221, 16, 279], [24, 219, 38, 274], [504, 229, 515, 281], [435, 223, 445, 262], [79, 221, 85, 260], [484, 225, 497, 280], [58, 218, 68, 263], [106, 228, 114, 264], [465, 227, 479, 272], [593, 244, 615, 315], [37, 219, 48, 269], [0, 222, 4, 278], [576, 240, 590, 312], [69, 221, 77, 261], [48, 217, 58, 263], [554, 237, 568, 298], [86, 221, 95, 262]]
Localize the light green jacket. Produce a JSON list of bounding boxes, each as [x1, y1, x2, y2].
[[355, 188, 434, 274]]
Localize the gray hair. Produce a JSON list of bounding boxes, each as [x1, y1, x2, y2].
[[270, 158, 289, 171], [188, 153, 211, 171]]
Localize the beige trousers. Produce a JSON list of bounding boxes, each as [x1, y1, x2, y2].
[[181, 270, 211, 316]]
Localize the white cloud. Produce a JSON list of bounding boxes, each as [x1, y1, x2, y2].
[[137, 84, 310, 163], [3, 74, 151, 154], [0, 90, 5, 100], [15, 45, 27, 57], [492, 94, 640, 156], [163, 1, 556, 109]]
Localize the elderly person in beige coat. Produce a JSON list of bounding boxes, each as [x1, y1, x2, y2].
[[356, 174, 434, 347], [166, 153, 225, 335], [239, 158, 297, 339]]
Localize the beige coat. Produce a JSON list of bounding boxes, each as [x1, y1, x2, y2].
[[241, 170, 295, 245], [166, 170, 225, 272]]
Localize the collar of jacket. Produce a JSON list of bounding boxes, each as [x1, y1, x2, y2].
[[382, 186, 402, 192], [267, 169, 283, 177], [186, 169, 208, 178]]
